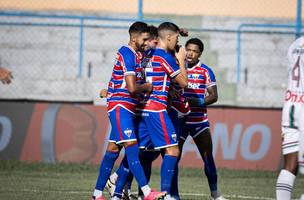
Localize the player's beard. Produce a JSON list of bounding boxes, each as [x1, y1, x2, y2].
[[135, 42, 144, 52]]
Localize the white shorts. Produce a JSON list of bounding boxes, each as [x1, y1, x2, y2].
[[281, 127, 299, 155], [281, 100, 304, 130]]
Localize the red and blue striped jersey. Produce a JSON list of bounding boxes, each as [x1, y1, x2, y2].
[[107, 45, 144, 114], [141, 48, 181, 112], [184, 62, 216, 124]]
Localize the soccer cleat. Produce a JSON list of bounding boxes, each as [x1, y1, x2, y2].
[[210, 196, 229, 200], [105, 178, 116, 197], [144, 190, 166, 200], [91, 196, 107, 200]]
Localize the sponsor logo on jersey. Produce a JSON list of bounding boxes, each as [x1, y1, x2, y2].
[[188, 82, 200, 89], [285, 90, 304, 103]]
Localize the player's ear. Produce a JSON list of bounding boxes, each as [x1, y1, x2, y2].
[[130, 33, 137, 43], [166, 34, 171, 42]]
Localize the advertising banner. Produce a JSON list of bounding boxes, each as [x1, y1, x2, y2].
[[0, 102, 282, 171]]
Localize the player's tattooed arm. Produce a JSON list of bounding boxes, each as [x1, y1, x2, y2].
[[179, 28, 189, 37], [205, 85, 218, 105], [125, 75, 152, 95], [99, 89, 108, 98], [0, 67, 13, 84]]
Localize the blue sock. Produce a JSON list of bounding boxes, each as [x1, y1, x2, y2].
[[202, 154, 218, 192], [170, 163, 179, 197], [125, 144, 148, 187], [95, 151, 119, 191], [161, 154, 178, 192], [114, 156, 130, 198]]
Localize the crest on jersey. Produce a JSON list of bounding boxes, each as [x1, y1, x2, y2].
[[124, 129, 133, 138]]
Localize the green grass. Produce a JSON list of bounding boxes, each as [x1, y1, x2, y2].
[[0, 160, 303, 200]]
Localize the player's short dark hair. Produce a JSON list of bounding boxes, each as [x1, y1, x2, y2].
[[129, 21, 149, 35], [158, 22, 180, 34], [185, 38, 204, 52], [148, 25, 158, 38]]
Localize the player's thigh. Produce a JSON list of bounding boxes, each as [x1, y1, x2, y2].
[[193, 128, 213, 154]]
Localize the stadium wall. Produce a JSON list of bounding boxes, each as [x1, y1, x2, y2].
[[0, 101, 282, 171], [0, 13, 295, 107]]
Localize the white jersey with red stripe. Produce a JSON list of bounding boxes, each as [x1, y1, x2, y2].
[[282, 37, 304, 130], [184, 62, 216, 124], [107, 45, 144, 114]]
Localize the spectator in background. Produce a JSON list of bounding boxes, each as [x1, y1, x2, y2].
[[0, 67, 13, 84]]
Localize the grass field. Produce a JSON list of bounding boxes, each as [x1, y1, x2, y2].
[[0, 160, 303, 200]]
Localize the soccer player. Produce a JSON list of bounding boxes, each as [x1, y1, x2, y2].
[[276, 36, 304, 200], [91, 21, 165, 200], [0, 67, 13, 84], [139, 21, 188, 198], [175, 38, 227, 200], [105, 24, 161, 200]]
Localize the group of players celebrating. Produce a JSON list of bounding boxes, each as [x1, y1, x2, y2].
[[91, 21, 228, 200]]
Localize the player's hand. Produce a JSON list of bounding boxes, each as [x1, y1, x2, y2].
[[145, 82, 153, 93], [169, 87, 179, 98], [0, 67, 13, 84], [175, 46, 186, 64], [99, 89, 108, 98], [179, 28, 189, 37]]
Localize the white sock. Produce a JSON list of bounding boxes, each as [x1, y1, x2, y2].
[[276, 169, 296, 200], [300, 194, 304, 200], [110, 172, 118, 183], [93, 189, 103, 198], [111, 196, 120, 200], [141, 185, 151, 197]]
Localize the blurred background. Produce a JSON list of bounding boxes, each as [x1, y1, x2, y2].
[[0, 0, 302, 107]]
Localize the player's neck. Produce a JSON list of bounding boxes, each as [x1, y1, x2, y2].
[[187, 60, 200, 68], [128, 42, 138, 52], [157, 40, 170, 52]]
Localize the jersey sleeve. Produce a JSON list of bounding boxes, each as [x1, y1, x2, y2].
[[204, 66, 216, 88], [162, 54, 181, 78], [120, 49, 136, 76]]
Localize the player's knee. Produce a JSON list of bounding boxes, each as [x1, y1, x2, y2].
[[107, 142, 121, 152], [165, 145, 180, 157]]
